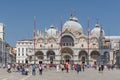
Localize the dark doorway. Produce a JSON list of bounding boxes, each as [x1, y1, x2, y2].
[[39, 61, 42, 64], [50, 57, 53, 64], [82, 56, 85, 63]]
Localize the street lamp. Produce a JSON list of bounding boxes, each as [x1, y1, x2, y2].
[[1, 40, 7, 68], [99, 27, 104, 66]]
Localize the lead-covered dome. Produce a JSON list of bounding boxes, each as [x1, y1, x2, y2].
[[91, 23, 105, 37], [62, 16, 83, 35], [46, 25, 58, 36]]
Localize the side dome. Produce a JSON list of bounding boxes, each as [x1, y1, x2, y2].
[[47, 25, 57, 36], [91, 24, 105, 37], [62, 16, 83, 35]]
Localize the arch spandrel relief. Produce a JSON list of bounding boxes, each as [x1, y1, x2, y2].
[[37, 38, 44, 43], [48, 38, 56, 43], [90, 38, 98, 48], [79, 37, 87, 43]]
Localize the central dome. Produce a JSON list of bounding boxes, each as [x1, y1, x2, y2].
[[63, 16, 83, 35]]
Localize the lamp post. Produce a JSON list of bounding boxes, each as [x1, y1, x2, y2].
[[117, 40, 120, 65], [33, 16, 36, 65], [1, 40, 7, 68], [1, 39, 4, 67], [112, 50, 115, 65], [99, 27, 104, 66]]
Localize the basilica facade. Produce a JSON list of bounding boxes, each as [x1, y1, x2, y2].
[[16, 16, 120, 65]]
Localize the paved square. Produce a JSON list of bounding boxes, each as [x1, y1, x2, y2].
[[0, 68, 120, 80]]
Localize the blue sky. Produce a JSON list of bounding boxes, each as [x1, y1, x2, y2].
[[0, 0, 120, 46]]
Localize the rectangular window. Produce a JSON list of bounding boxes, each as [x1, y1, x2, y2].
[[22, 48, 24, 53], [18, 60, 20, 63], [18, 53, 20, 56], [18, 48, 20, 53], [22, 53, 24, 56], [22, 60, 24, 63], [26, 48, 28, 53]]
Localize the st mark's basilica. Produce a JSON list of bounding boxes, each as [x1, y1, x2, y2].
[[16, 15, 120, 65]]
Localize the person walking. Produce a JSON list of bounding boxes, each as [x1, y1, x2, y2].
[[56, 64, 60, 72], [65, 62, 69, 73], [32, 64, 36, 75], [76, 64, 81, 74], [7, 63, 11, 73], [61, 64, 64, 72], [39, 64, 43, 75]]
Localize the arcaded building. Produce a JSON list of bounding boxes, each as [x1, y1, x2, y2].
[[16, 16, 120, 65]]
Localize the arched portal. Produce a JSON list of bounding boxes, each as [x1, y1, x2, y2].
[[47, 50, 55, 64], [35, 51, 44, 64], [90, 51, 100, 64], [62, 35, 74, 46], [0, 51, 2, 63], [79, 51, 88, 63], [61, 47, 73, 63], [103, 52, 110, 64]]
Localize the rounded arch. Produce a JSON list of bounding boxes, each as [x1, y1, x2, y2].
[[61, 47, 73, 63], [78, 50, 88, 63], [47, 50, 55, 59], [46, 50, 55, 64], [62, 35, 74, 46], [62, 32, 75, 40], [90, 51, 100, 59], [61, 47, 73, 55], [90, 51, 100, 62], [103, 51, 110, 64], [35, 51, 44, 60]]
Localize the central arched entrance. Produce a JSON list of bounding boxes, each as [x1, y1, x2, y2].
[[63, 53, 72, 62], [61, 47, 73, 64]]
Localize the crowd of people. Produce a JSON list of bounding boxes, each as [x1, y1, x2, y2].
[[1, 61, 120, 76]]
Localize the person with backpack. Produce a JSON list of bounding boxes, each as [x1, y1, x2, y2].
[[32, 64, 36, 75], [7, 63, 11, 73], [39, 64, 43, 75]]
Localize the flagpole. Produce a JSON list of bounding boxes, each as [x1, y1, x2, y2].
[[60, 17, 62, 64], [87, 18, 90, 65], [34, 16, 36, 64]]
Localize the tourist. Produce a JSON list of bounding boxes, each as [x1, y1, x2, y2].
[[65, 62, 69, 73], [56, 64, 60, 72], [32, 64, 36, 75], [7, 63, 11, 73], [76, 63, 81, 74], [39, 64, 43, 75]]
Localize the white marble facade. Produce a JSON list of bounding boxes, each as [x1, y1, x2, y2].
[[16, 16, 120, 65]]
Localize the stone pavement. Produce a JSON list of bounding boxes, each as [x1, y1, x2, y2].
[[0, 68, 120, 80]]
